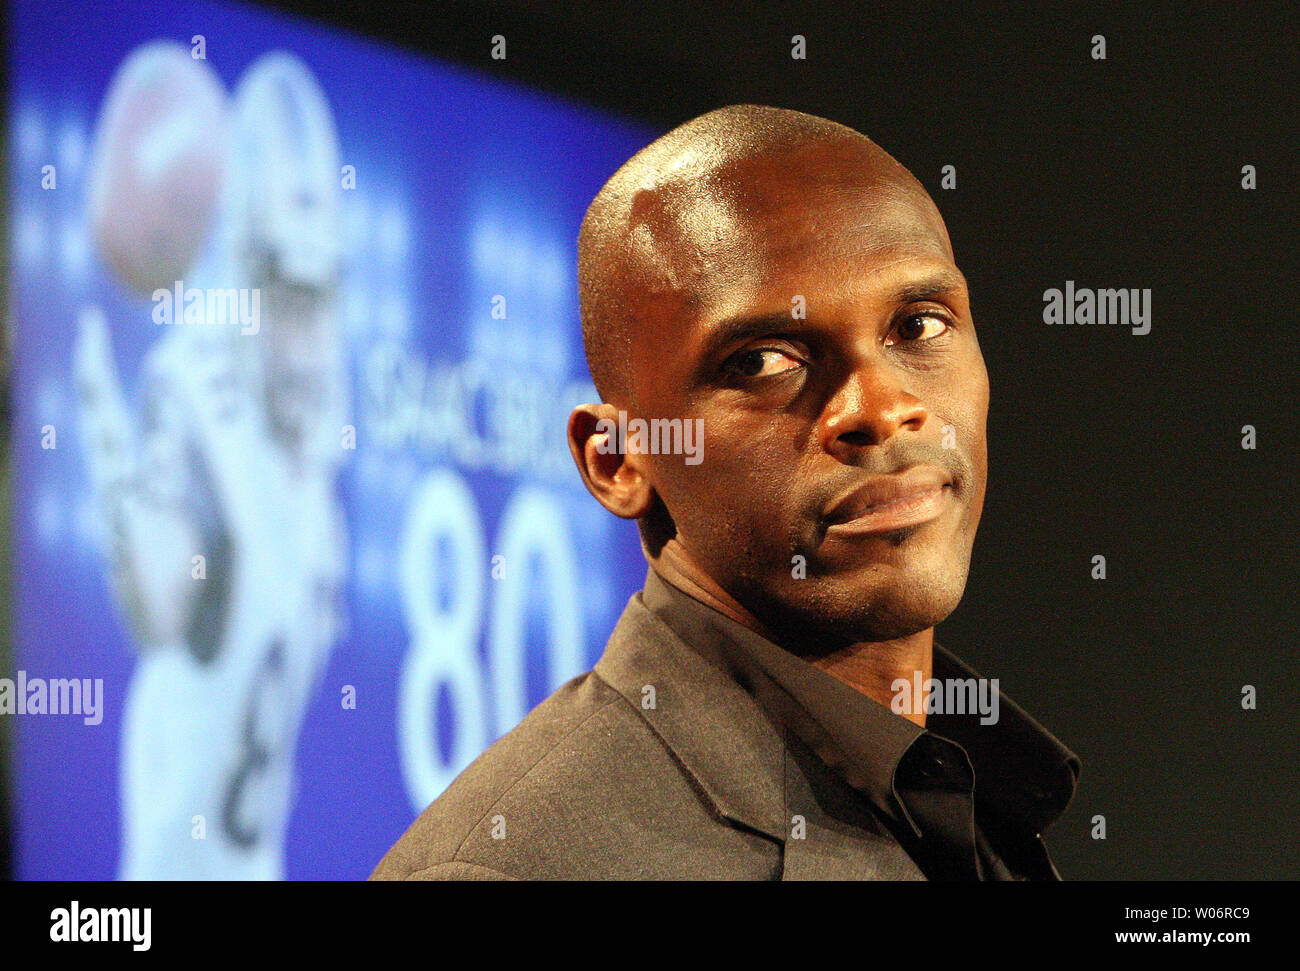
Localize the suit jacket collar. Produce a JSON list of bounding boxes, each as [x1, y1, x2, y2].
[[595, 569, 1080, 854], [594, 583, 790, 842], [593, 583, 927, 879]]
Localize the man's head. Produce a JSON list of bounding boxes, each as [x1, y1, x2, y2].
[[570, 105, 989, 651]]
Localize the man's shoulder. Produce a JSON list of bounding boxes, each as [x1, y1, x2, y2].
[[369, 664, 777, 881]]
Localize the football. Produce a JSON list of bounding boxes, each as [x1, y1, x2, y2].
[[87, 41, 228, 296]]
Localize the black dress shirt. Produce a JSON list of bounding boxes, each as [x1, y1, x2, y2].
[[641, 567, 1081, 880]]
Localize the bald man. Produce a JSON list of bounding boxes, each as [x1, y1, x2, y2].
[[372, 105, 1079, 881]]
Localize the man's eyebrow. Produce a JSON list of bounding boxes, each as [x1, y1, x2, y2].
[[697, 311, 805, 358], [887, 267, 969, 305], [697, 267, 969, 357]]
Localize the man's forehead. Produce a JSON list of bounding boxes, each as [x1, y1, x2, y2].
[[626, 159, 955, 312]]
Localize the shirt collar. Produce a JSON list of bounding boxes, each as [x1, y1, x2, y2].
[[641, 566, 1080, 837]]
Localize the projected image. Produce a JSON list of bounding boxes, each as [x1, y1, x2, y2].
[[74, 43, 349, 880], [11, 0, 650, 879]]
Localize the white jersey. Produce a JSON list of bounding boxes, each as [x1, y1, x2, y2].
[[117, 326, 345, 880]]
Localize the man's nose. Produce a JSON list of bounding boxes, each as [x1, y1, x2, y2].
[[817, 362, 929, 458]]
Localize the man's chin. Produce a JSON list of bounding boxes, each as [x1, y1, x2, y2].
[[811, 605, 948, 648], [757, 570, 968, 651]]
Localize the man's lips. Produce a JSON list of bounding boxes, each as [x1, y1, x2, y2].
[[822, 465, 954, 536]]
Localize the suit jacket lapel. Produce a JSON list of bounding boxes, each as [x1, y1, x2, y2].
[[595, 594, 926, 880], [595, 594, 789, 843]]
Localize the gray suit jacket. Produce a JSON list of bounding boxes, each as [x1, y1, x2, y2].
[[371, 589, 928, 880]]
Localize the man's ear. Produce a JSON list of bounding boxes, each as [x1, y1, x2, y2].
[[567, 403, 656, 520]]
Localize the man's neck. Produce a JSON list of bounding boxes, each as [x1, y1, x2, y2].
[[649, 541, 934, 727], [807, 636, 933, 728]]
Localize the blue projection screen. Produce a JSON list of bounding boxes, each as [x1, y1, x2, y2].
[[9, 0, 651, 879]]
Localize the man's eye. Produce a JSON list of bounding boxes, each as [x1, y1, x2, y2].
[[886, 313, 951, 345], [724, 347, 803, 378]]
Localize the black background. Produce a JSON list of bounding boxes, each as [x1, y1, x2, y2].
[[5, 0, 1298, 880]]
